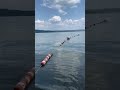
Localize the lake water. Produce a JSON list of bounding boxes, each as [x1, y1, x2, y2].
[[35, 31, 85, 90], [0, 16, 35, 90]]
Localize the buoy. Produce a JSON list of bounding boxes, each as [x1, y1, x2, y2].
[[41, 53, 53, 66], [14, 67, 35, 90]]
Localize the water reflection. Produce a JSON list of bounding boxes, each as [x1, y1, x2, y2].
[[35, 32, 85, 90]]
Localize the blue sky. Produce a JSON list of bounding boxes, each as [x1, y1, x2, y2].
[[35, 0, 85, 30]]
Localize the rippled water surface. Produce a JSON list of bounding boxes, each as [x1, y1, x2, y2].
[[35, 31, 85, 90]]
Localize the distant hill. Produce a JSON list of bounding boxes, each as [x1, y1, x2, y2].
[[35, 30, 85, 33], [0, 9, 34, 16], [86, 8, 120, 14]]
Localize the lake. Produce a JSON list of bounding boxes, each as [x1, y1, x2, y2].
[[35, 31, 85, 90]]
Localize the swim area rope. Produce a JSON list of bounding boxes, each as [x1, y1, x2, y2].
[[15, 18, 110, 90]]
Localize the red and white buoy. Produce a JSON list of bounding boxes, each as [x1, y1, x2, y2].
[[41, 53, 53, 66], [14, 67, 35, 90]]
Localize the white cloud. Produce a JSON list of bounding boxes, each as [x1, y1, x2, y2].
[[67, 0, 80, 5], [64, 19, 74, 25], [61, 18, 85, 29], [81, 17, 85, 21], [41, 0, 80, 15], [63, 18, 84, 25], [58, 9, 67, 15], [35, 20, 45, 27], [35, 16, 85, 30], [71, 5, 78, 8], [49, 16, 62, 23], [35, 20, 46, 29]]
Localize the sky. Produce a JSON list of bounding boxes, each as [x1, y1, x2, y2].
[[35, 0, 85, 30]]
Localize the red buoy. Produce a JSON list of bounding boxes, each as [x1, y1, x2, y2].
[[14, 67, 35, 90], [40, 53, 53, 66]]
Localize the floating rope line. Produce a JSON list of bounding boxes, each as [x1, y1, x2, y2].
[[35, 18, 110, 79], [35, 34, 80, 74], [35, 67, 40, 74], [14, 34, 80, 89], [85, 19, 108, 29], [14, 54, 53, 89], [14, 67, 35, 90], [15, 17, 110, 90], [59, 34, 80, 47]]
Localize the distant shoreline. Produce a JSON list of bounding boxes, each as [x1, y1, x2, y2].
[[35, 30, 85, 33], [0, 9, 34, 16]]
